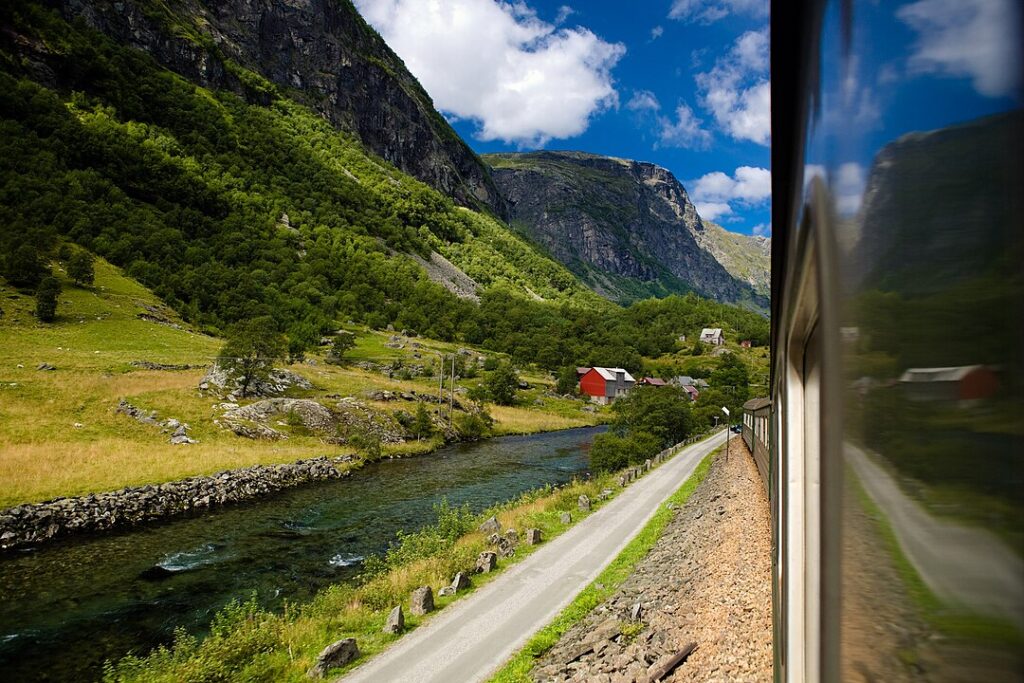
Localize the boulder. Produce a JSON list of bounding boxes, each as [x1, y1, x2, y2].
[[475, 551, 498, 573], [451, 572, 471, 592], [578, 495, 591, 512], [525, 528, 542, 545], [383, 605, 404, 634], [504, 528, 518, 544], [559, 512, 572, 525], [36, 363, 56, 371], [479, 515, 501, 535], [410, 586, 434, 616], [307, 637, 359, 678], [438, 585, 455, 597], [630, 602, 643, 622]]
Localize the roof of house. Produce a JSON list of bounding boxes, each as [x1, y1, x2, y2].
[[674, 375, 696, 386], [640, 377, 667, 386], [700, 327, 723, 337], [576, 366, 591, 375], [898, 365, 987, 383], [694, 378, 710, 387], [589, 367, 636, 382], [743, 397, 772, 411]]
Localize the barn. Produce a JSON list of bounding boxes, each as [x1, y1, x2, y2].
[[579, 367, 636, 405], [898, 365, 999, 404]]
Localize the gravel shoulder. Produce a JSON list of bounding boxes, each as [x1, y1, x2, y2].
[[531, 436, 772, 683]]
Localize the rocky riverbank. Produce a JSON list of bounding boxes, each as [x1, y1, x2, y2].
[[531, 437, 772, 683], [0, 456, 352, 551]]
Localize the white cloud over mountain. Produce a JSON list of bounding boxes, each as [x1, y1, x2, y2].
[[354, 0, 625, 146], [691, 166, 771, 220], [695, 29, 771, 145], [627, 90, 711, 149]]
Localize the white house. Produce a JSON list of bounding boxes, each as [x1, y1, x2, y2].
[[700, 328, 725, 345]]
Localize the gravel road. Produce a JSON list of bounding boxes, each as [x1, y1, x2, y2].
[[339, 431, 727, 683]]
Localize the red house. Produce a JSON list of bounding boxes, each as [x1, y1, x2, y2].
[[579, 367, 636, 405], [638, 377, 667, 387]]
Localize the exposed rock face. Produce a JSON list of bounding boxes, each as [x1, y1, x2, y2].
[[485, 151, 768, 309], [218, 396, 406, 444], [0, 456, 348, 550], [51, 0, 506, 217], [199, 363, 313, 397]]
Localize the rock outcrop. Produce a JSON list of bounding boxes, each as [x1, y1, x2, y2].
[[47, 0, 506, 217], [485, 151, 768, 310], [199, 364, 313, 398]]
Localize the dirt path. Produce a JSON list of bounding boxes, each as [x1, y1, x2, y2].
[[531, 436, 772, 683]]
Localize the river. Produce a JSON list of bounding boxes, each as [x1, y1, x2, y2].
[[0, 426, 604, 682]]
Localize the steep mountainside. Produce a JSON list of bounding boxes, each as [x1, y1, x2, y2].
[[696, 221, 770, 299], [27, 0, 505, 217], [485, 151, 768, 310]]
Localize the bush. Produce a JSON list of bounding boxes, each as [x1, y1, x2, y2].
[[589, 432, 662, 473], [555, 365, 579, 395], [5, 244, 45, 288], [610, 386, 695, 448], [34, 276, 60, 322], [217, 317, 286, 397], [455, 412, 491, 440], [326, 332, 355, 364]]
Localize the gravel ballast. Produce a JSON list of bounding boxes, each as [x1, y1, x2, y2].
[[531, 437, 772, 682]]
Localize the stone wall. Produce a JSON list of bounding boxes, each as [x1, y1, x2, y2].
[[0, 456, 350, 551]]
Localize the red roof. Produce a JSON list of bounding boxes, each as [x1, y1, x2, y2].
[[639, 377, 667, 386]]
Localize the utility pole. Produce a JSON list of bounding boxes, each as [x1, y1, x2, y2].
[[437, 355, 444, 409], [449, 354, 456, 427]]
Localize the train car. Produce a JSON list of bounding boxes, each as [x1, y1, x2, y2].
[[769, 1, 1023, 681], [741, 397, 771, 489]]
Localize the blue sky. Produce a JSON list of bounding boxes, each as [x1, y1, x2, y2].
[[354, 0, 773, 236], [353, 0, 1021, 237]]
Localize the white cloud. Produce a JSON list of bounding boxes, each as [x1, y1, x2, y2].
[[691, 166, 770, 221], [650, 25, 664, 40], [554, 5, 574, 25], [669, 0, 767, 24], [627, 90, 660, 112], [354, 0, 625, 146], [695, 202, 733, 220], [898, 0, 1021, 97], [695, 29, 770, 145], [627, 91, 711, 149], [835, 162, 866, 215], [752, 222, 771, 236]]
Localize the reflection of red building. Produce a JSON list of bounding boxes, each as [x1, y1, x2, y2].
[[898, 365, 999, 404], [579, 367, 636, 405]]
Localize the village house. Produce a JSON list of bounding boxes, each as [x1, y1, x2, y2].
[[740, 339, 752, 348], [700, 328, 725, 345], [579, 367, 636, 405], [669, 376, 700, 401], [637, 377, 667, 387]]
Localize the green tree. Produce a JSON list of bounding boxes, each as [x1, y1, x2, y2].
[[610, 385, 695, 448], [555, 365, 579, 395], [5, 244, 44, 287], [326, 333, 356, 365], [66, 250, 95, 286], [412, 401, 433, 440], [218, 317, 286, 397], [486, 361, 519, 406], [35, 276, 60, 322], [710, 352, 750, 414]]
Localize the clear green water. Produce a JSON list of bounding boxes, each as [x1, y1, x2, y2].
[[0, 426, 603, 682]]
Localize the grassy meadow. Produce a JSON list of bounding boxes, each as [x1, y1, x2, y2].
[[0, 258, 604, 508]]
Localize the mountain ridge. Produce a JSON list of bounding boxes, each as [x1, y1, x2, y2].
[[484, 151, 770, 310]]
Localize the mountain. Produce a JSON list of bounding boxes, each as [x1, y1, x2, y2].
[[11, 0, 506, 218], [484, 151, 769, 310], [695, 221, 770, 299]]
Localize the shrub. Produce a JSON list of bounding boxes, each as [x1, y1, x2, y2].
[[67, 250, 95, 286], [34, 276, 60, 322], [486, 361, 519, 406], [217, 317, 286, 397]]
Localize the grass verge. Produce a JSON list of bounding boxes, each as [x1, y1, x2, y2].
[[488, 447, 718, 683]]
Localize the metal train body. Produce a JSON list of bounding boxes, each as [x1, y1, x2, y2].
[[762, 1, 1023, 680]]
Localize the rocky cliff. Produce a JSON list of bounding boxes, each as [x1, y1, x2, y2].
[[485, 151, 768, 309], [45, 0, 505, 216]]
